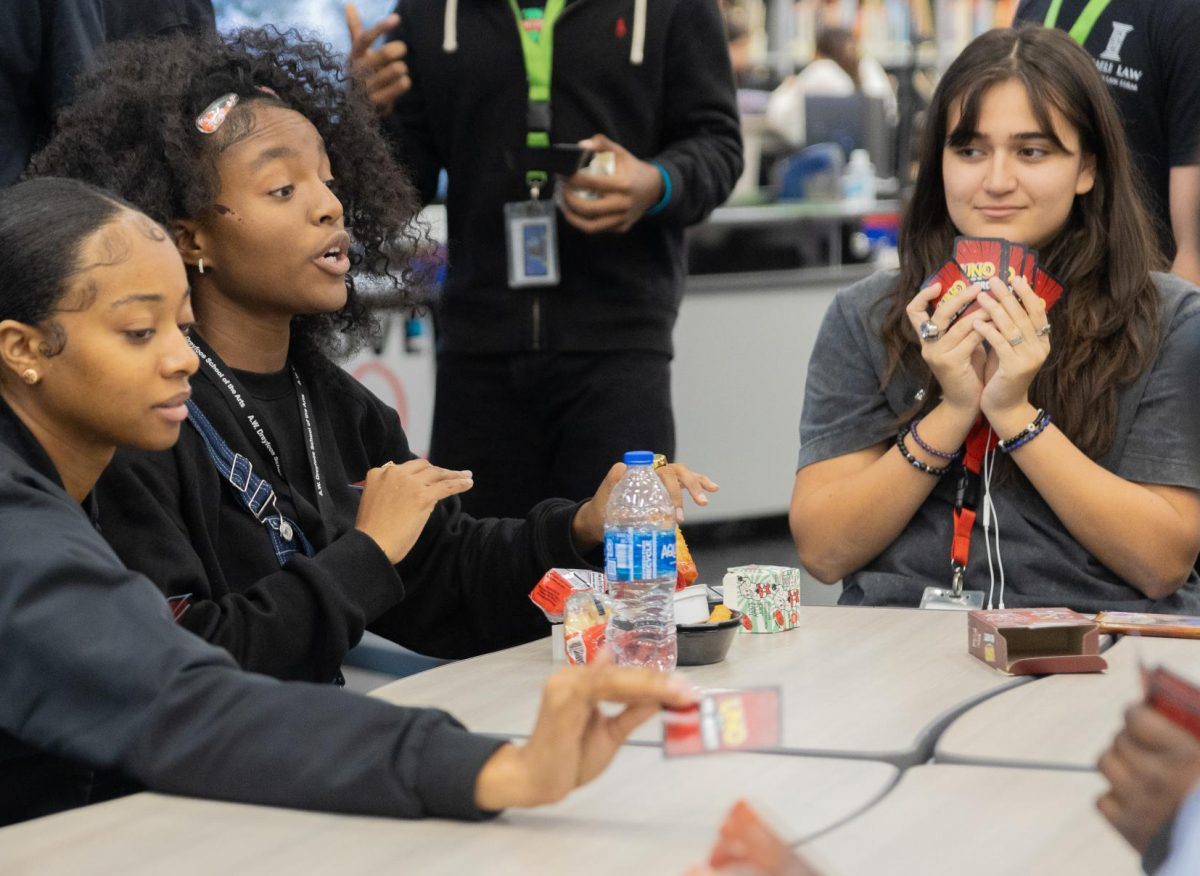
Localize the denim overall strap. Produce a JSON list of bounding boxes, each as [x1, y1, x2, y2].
[[184, 400, 315, 566]]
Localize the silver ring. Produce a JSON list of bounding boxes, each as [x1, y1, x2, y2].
[[919, 320, 941, 343], [1008, 334, 1026, 347], [1036, 324, 1051, 338]]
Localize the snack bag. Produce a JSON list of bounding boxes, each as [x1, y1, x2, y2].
[[676, 527, 698, 590], [563, 590, 612, 665]]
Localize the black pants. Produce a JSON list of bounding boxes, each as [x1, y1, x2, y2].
[[430, 350, 675, 519]]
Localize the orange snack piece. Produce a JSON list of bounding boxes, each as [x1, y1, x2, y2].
[[676, 527, 698, 590]]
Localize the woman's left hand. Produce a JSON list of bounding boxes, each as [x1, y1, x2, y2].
[[970, 275, 1051, 422], [571, 461, 720, 549]]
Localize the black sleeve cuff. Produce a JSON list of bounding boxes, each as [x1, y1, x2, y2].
[[1142, 813, 1175, 874], [414, 721, 509, 821], [537, 499, 603, 570], [310, 529, 405, 623]]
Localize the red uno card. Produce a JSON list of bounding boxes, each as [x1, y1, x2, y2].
[[662, 687, 781, 757], [707, 800, 804, 873], [1142, 664, 1200, 740], [1032, 266, 1065, 310], [954, 236, 1007, 287], [927, 259, 978, 321], [1021, 250, 1039, 285], [1004, 242, 1027, 286]]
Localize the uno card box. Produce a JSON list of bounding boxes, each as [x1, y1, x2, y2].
[[968, 608, 1108, 675], [722, 565, 801, 633]]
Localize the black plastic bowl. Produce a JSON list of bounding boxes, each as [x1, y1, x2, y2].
[[676, 609, 743, 666]]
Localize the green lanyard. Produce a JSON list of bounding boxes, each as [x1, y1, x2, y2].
[[1044, 0, 1115, 46], [507, 0, 567, 190]]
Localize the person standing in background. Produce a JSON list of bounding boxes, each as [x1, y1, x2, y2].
[[0, 0, 215, 186], [368, 0, 742, 519], [1014, 0, 1200, 284], [765, 27, 897, 150]]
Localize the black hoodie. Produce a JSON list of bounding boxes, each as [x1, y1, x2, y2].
[[0, 395, 504, 826], [385, 0, 743, 355]]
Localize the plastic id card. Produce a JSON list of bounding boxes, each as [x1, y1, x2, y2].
[[920, 585, 985, 611], [504, 199, 560, 287]]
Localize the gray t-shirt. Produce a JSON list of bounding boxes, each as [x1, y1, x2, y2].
[[798, 270, 1200, 614]]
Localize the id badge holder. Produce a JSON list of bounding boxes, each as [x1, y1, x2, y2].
[[920, 568, 985, 611], [504, 196, 560, 288]]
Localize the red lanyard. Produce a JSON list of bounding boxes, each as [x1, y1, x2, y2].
[[950, 423, 996, 593], [948, 284, 1062, 592]]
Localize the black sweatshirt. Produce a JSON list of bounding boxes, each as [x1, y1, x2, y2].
[[384, 0, 743, 355], [95, 347, 593, 682], [0, 396, 503, 826]]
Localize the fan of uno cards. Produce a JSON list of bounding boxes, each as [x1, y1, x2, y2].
[[925, 236, 1064, 325]]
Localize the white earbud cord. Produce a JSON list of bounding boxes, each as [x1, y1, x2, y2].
[[981, 431, 1007, 609]]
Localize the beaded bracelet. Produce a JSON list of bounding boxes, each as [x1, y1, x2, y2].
[[909, 417, 962, 461], [896, 428, 952, 476], [997, 409, 1051, 454]]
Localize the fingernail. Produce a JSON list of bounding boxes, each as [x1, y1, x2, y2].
[[461, 470, 473, 479], [675, 507, 685, 522]]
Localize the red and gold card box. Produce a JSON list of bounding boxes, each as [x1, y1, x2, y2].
[[968, 608, 1108, 675]]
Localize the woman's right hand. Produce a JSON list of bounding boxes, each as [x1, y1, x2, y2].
[[354, 459, 475, 564], [473, 651, 700, 811], [904, 281, 991, 416]]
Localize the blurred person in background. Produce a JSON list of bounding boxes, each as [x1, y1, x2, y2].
[[766, 26, 896, 149], [0, 0, 214, 186]]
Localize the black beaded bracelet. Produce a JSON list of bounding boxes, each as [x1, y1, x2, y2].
[[896, 428, 952, 476], [909, 417, 962, 460], [997, 409, 1051, 454]]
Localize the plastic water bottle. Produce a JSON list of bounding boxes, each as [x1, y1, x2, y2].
[[604, 451, 677, 671], [841, 148, 876, 210]]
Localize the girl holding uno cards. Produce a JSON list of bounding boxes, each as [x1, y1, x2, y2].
[[791, 27, 1200, 613]]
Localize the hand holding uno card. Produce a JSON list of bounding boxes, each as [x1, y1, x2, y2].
[[1142, 663, 1200, 740], [663, 687, 781, 757], [929, 236, 1064, 325]]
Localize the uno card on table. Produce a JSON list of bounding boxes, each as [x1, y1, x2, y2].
[[663, 687, 781, 757], [1142, 664, 1200, 740], [954, 236, 1007, 287]]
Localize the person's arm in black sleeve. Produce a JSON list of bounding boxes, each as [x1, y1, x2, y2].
[[366, 407, 596, 658], [96, 443, 404, 683], [380, 0, 443, 205], [643, 0, 743, 227], [0, 473, 503, 821]]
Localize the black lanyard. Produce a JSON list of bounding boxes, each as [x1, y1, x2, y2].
[[187, 334, 337, 538]]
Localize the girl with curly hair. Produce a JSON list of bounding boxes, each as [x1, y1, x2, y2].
[[789, 27, 1200, 613], [32, 27, 715, 683], [0, 176, 699, 825]]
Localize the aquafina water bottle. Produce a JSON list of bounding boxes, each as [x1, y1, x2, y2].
[[603, 451, 677, 670]]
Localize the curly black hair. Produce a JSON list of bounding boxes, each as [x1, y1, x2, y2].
[[29, 26, 426, 365]]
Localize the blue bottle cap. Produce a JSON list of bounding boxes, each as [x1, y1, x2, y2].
[[623, 450, 655, 466]]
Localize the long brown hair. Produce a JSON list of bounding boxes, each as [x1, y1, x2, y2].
[[881, 26, 1163, 460]]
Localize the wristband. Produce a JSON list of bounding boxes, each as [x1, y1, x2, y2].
[[909, 417, 962, 461], [896, 428, 952, 476], [997, 408, 1050, 454], [644, 162, 672, 216]]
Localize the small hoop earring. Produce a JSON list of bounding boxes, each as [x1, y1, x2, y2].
[[198, 258, 205, 275], [21, 369, 39, 385]]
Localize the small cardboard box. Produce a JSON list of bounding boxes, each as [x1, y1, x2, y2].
[[722, 565, 801, 634], [968, 608, 1107, 676]]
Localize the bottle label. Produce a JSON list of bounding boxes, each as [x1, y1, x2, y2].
[[604, 529, 677, 581]]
